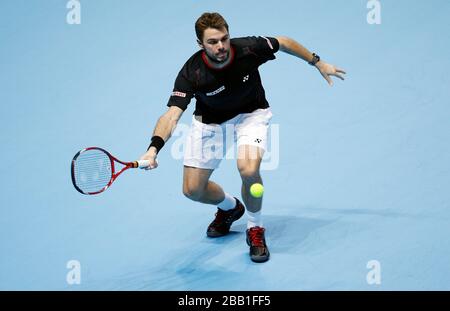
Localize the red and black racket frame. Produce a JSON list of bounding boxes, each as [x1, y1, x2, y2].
[[71, 147, 139, 195]]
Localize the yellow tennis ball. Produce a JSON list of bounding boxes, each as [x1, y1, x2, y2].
[[250, 183, 264, 198]]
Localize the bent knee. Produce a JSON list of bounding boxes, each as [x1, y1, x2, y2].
[[237, 165, 260, 182], [183, 184, 205, 201]]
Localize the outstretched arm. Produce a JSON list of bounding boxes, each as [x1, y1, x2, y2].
[[139, 106, 184, 170], [276, 36, 346, 86]]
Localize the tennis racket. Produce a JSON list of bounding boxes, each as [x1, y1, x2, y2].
[[71, 147, 150, 195]]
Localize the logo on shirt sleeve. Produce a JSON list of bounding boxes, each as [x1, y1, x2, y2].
[[260, 36, 274, 50], [172, 91, 187, 98]]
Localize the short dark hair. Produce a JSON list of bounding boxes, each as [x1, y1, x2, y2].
[[195, 12, 229, 42]]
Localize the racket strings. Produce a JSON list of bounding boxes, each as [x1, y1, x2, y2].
[[73, 149, 113, 193]]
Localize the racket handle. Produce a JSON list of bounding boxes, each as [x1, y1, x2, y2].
[[135, 160, 151, 168]]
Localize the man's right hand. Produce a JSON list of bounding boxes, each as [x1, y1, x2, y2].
[[139, 147, 159, 170]]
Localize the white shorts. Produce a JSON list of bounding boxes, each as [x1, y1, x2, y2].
[[183, 108, 273, 170]]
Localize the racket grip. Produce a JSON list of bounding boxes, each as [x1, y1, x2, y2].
[[136, 160, 151, 168]]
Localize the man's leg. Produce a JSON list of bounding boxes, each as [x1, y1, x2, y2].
[[182, 166, 223, 205], [237, 144, 270, 263], [183, 166, 245, 237], [237, 145, 264, 218]]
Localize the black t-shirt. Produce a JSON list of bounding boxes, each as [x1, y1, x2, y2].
[[167, 36, 280, 124]]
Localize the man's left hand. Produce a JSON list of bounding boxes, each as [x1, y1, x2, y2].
[[315, 61, 346, 86]]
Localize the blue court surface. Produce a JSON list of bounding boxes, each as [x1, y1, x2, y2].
[[1, 0, 449, 290]]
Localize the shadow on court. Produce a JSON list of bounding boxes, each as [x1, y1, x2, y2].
[[89, 214, 332, 290]]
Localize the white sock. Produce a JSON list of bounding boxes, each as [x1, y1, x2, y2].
[[247, 210, 262, 229], [217, 193, 236, 211]]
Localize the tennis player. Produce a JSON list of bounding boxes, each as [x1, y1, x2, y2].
[[140, 12, 346, 262]]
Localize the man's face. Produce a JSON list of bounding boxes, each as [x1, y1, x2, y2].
[[199, 27, 231, 63]]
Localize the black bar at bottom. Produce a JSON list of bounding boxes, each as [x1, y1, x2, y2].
[[0, 291, 449, 309]]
